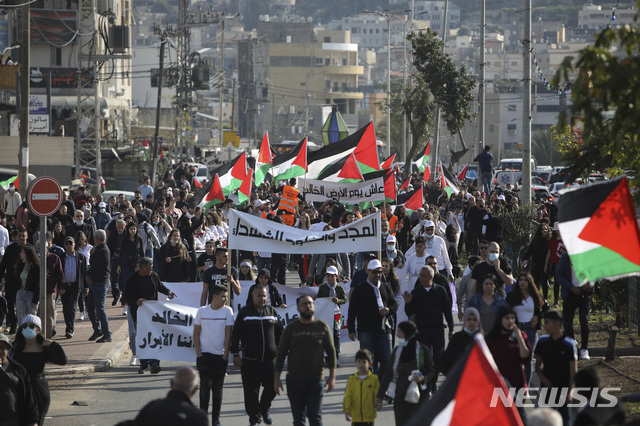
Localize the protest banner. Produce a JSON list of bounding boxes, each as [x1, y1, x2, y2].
[[299, 177, 386, 204], [228, 210, 382, 254]]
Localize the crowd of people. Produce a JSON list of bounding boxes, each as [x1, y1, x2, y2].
[[0, 161, 627, 425]]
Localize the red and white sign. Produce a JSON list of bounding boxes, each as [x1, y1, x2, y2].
[[28, 177, 63, 217]]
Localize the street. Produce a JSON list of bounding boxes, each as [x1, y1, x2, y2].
[[46, 340, 397, 426]]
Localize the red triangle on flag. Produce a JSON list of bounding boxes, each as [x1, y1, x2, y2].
[[239, 169, 253, 201], [353, 122, 380, 171], [292, 137, 308, 171], [381, 154, 396, 170], [403, 188, 424, 211], [14, 176, 19, 190], [424, 140, 430, 157], [383, 168, 396, 201], [337, 152, 364, 181], [579, 177, 640, 265], [424, 164, 431, 182], [231, 151, 248, 180], [441, 163, 447, 189], [258, 132, 273, 164], [204, 174, 225, 205], [399, 177, 411, 190], [458, 163, 469, 181], [159, 146, 163, 159], [142, 137, 148, 147], [193, 178, 203, 188]]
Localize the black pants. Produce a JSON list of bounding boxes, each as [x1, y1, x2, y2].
[[563, 292, 591, 349], [60, 282, 79, 334], [197, 353, 228, 424], [418, 330, 444, 389], [241, 358, 276, 424], [270, 253, 287, 285], [5, 286, 17, 329], [31, 376, 50, 426], [531, 265, 549, 300]]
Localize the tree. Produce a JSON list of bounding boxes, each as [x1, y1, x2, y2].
[[408, 29, 476, 172], [554, 20, 640, 194], [532, 129, 562, 166]]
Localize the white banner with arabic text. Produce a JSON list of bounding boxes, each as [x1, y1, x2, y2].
[[300, 177, 386, 203]]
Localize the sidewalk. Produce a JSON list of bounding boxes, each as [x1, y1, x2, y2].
[[44, 301, 131, 375]]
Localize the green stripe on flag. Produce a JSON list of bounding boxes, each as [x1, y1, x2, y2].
[[0, 175, 17, 190], [570, 246, 640, 283], [273, 165, 306, 183]]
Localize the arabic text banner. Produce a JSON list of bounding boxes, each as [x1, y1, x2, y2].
[[229, 210, 382, 254], [140, 296, 336, 362], [300, 177, 386, 203]]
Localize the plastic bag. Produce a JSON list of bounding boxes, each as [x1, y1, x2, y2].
[[405, 380, 420, 404], [386, 382, 396, 398]]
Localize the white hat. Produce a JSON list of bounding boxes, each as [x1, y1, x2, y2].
[[98, 201, 106, 208], [167, 188, 173, 195], [21, 314, 42, 330], [367, 259, 382, 270], [254, 199, 263, 208], [497, 195, 506, 201], [325, 266, 339, 275], [417, 207, 425, 212], [386, 235, 396, 243], [422, 220, 435, 228]]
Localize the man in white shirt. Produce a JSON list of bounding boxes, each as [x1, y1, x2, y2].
[[421, 220, 455, 283], [193, 285, 234, 426], [405, 236, 429, 289]]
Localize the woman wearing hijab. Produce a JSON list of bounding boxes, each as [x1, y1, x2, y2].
[[440, 307, 482, 376], [375, 321, 435, 425]]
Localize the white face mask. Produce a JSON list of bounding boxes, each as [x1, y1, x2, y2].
[[489, 253, 499, 262], [425, 233, 435, 239], [75, 219, 84, 225]]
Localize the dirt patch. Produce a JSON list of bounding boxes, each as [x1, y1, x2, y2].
[[581, 357, 640, 418]]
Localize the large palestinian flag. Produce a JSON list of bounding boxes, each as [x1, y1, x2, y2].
[[406, 334, 523, 426], [557, 176, 640, 283], [207, 152, 247, 196], [271, 137, 308, 183], [255, 132, 273, 186], [191, 173, 225, 210]]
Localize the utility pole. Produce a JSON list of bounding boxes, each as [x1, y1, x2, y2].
[[151, 25, 173, 188], [218, 19, 226, 148], [478, 0, 486, 157], [18, 2, 30, 199], [230, 78, 236, 132], [431, 0, 449, 179], [522, 0, 532, 204]]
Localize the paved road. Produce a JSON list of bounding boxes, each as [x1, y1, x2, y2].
[[46, 340, 397, 426]]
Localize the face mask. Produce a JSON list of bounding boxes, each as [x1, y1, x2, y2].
[[75, 219, 84, 225], [397, 338, 408, 347], [99, 208, 105, 214], [170, 240, 178, 245], [9, 187, 14, 192], [386, 246, 395, 253], [84, 190, 89, 195], [489, 253, 499, 262], [425, 233, 435, 239], [22, 327, 37, 340], [463, 327, 477, 335], [153, 219, 160, 225]]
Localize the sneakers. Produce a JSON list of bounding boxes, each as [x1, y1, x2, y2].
[[88, 331, 103, 341], [138, 366, 149, 374], [122, 306, 128, 315], [259, 409, 273, 425], [580, 349, 590, 360], [552, 301, 560, 308], [65, 332, 74, 339], [112, 295, 120, 306], [129, 355, 139, 366], [96, 336, 112, 343], [79, 312, 85, 321], [150, 365, 162, 374]]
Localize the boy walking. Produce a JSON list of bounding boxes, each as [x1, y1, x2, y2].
[[535, 310, 578, 425], [343, 349, 379, 426], [194, 285, 234, 426]]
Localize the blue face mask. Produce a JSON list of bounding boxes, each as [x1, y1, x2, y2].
[[489, 253, 499, 262], [463, 327, 477, 335], [397, 338, 408, 347], [22, 327, 37, 340]]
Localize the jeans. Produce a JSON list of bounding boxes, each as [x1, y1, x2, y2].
[[257, 256, 271, 272], [286, 378, 324, 426], [87, 281, 111, 338], [110, 258, 123, 302], [563, 292, 591, 349], [519, 321, 538, 385], [357, 331, 392, 375], [241, 359, 276, 424], [61, 282, 79, 334], [120, 256, 139, 297], [16, 288, 37, 326], [481, 170, 493, 195], [197, 353, 228, 424]]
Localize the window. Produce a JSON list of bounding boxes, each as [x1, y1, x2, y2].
[[324, 36, 331, 42], [508, 104, 517, 111], [325, 58, 330, 65], [507, 123, 517, 130], [315, 57, 324, 65], [376, 29, 379, 33], [51, 47, 62, 66]]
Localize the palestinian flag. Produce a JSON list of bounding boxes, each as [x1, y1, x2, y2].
[[337, 152, 364, 182], [192, 173, 225, 211], [193, 178, 203, 188], [406, 334, 523, 426], [424, 164, 431, 182], [458, 163, 469, 181], [271, 137, 307, 183], [415, 141, 430, 172], [557, 176, 640, 283], [440, 164, 460, 196], [381, 154, 396, 170], [0, 175, 18, 190], [382, 168, 396, 202], [399, 187, 423, 213], [308, 122, 376, 179], [209, 151, 247, 196], [238, 169, 253, 205], [255, 132, 273, 186], [399, 177, 411, 191]]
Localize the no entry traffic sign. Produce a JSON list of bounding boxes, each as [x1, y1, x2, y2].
[[27, 176, 63, 217]]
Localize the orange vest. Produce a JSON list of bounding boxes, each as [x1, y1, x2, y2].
[[278, 185, 299, 214]]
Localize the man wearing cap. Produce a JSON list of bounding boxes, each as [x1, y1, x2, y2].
[[384, 235, 405, 269], [0, 333, 39, 426], [94, 201, 112, 230], [316, 266, 347, 365], [60, 235, 88, 339], [347, 259, 397, 375]]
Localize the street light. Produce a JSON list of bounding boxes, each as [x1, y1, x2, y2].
[[217, 12, 240, 149], [363, 9, 392, 157]]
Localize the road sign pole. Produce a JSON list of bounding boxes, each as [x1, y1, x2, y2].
[[39, 217, 47, 333]]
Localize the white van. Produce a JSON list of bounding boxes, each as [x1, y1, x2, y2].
[[497, 158, 538, 171]]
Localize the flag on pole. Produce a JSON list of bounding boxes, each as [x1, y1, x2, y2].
[[416, 141, 430, 172], [441, 165, 460, 196], [238, 169, 253, 205], [424, 164, 431, 182], [381, 154, 396, 170], [382, 168, 396, 202], [271, 137, 308, 183], [0, 175, 18, 190], [399, 177, 411, 191], [400, 187, 424, 213], [255, 132, 273, 186], [557, 176, 640, 283], [406, 334, 523, 426], [337, 152, 365, 182], [193, 178, 203, 188], [209, 152, 248, 196], [193, 174, 225, 211], [458, 163, 469, 181]]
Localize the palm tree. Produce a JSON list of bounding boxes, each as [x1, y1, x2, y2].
[[532, 129, 561, 166]]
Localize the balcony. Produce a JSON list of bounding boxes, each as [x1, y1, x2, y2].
[[324, 65, 364, 75]]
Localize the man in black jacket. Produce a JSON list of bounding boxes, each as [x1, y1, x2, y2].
[[231, 285, 283, 426], [403, 264, 453, 392], [132, 366, 208, 426], [0, 333, 39, 426], [347, 259, 398, 375], [65, 209, 95, 245], [0, 228, 28, 334], [60, 236, 88, 339], [86, 229, 111, 342], [123, 257, 176, 374]]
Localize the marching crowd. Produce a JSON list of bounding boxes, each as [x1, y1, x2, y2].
[[0, 162, 627, 426]]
